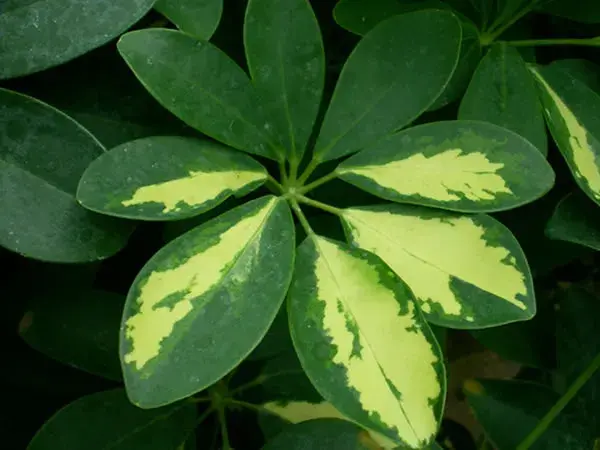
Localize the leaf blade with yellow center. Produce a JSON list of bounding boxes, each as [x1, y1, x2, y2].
[[77, 136, 267, 220], [341, 204, 535, 328], [336, 120, 555, 213], [529, 65, 600, 206], [288, 236, 444, 449], [120, 196, 295, 408]]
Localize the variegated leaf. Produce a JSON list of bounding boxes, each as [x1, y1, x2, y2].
[[336, 120, 554, 213], [77, 136, 266, 220], [288, 236, 445, 449], [121, 196, 295, 408], [529, 65, 600, 206], [341, 204, 535, 328]]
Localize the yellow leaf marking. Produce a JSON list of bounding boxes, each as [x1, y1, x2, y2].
[[313, 237, 441, 449], [343, 209, 527, 321], [530, 68, 600, 199], [338, 149, 511, 202], [123, 198, 276, 370], [263, 401, 397, 449], [121, 169, 266, 213]]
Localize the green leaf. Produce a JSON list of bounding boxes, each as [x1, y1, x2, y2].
[[155, 0, 223, 40], [262, 419, 377, 450], [341, 204, 535, 328], [288, 236, 445, 449], [428, 20, 482, 111], [0, 88, 134, 262], [0, 0, 156, 80], [337, 120, 555, 213], [117, 29, 280, 160], [333, 0, 448, 36], [244, 0, 324, 161], [27, 389, 196, 450], [464, 379, 594, 449], [549, 59, 600, 94], [538, 0, 600, 24], [19, 289, 123, 381], [77, 136, 267, 221], [555, 286, 600, 433], [530, 65, 600, 206], [121, 196, 295, 408], [546, 192, 600, 250], [459, 44, 547, 155], [313, 10, 462, 162]]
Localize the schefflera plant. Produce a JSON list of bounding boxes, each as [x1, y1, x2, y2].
[[76, 1, 555, 448]]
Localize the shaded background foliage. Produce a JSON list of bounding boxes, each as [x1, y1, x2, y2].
[[2, 0, 600, 448]]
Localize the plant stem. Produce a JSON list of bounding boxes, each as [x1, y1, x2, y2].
[[279, 161, 288, 185], [297, 171, 338, 194], [189, 396, 211, 403], [289, 199, 314, 236], [516, 350, 600, 450], [297, 157, 321, 185], [216, 402, 231, 449], [296, 195, 345, 217], [504, 37, 600, 47], [266, 174, 284, 194], [289, 156, 300, 184], [196, 406, 215, 425], [225, 398, 274, 416], [481, 0, 538, 45]]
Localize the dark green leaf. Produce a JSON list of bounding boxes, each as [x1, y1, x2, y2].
[[337, 120, 555, 213], [313, 10, 462, 162], [262, 419, 375, 450], [246, 306, 294, 361], [464, 379, 593, 449], [244, 0, 324, 161], [117, 29, 281, 160], [77, 136, 267, 221], [555, 285, 600, 433], [0, 0, 156, 79], [19, 289, 123, 381], [121, 196, 295, 408], [333, 0, 447, 36], [0, 88, 134, 262], [429, 20, 482, 110], [546, 191, 600, 250], [549, 59, 600, 94], [538, 0, 600, 23], [27, 389, 196, 450], [459, 44, 547, 155], [155, 0, 223, 40]]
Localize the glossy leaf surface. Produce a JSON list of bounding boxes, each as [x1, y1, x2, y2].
[[118, 29, 280, 160], [546, 192, 600, 251], [341, 204, 535, 328], [288, 236, 445, 449], [0, 0, 156, 79], [19, 289, 123, 381], [155, 0, 223, 40], [313, 10, 462, 162], [337, 121, 554, 213], [459, 45, 547, 155], [0, 88, 134, 262], [262, 419, 376, 450], [28, 389, 196, 450], [77, 136, 266, 221], [121, 196, 295, 408], [465, 379, 593, 449], [550, 59, 600, 94], [244, 0, 324, 161], [530, 65, 600, 206]]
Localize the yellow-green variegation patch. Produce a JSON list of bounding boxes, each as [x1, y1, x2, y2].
[[288, 236, 445, 449], [262, 400, 398, 449], [529, 65, 600, 206], [341, 204, 535, 328], [120, 196, 295, 408], [77, 136, 267, 220], [336, 120, 554, 213]]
